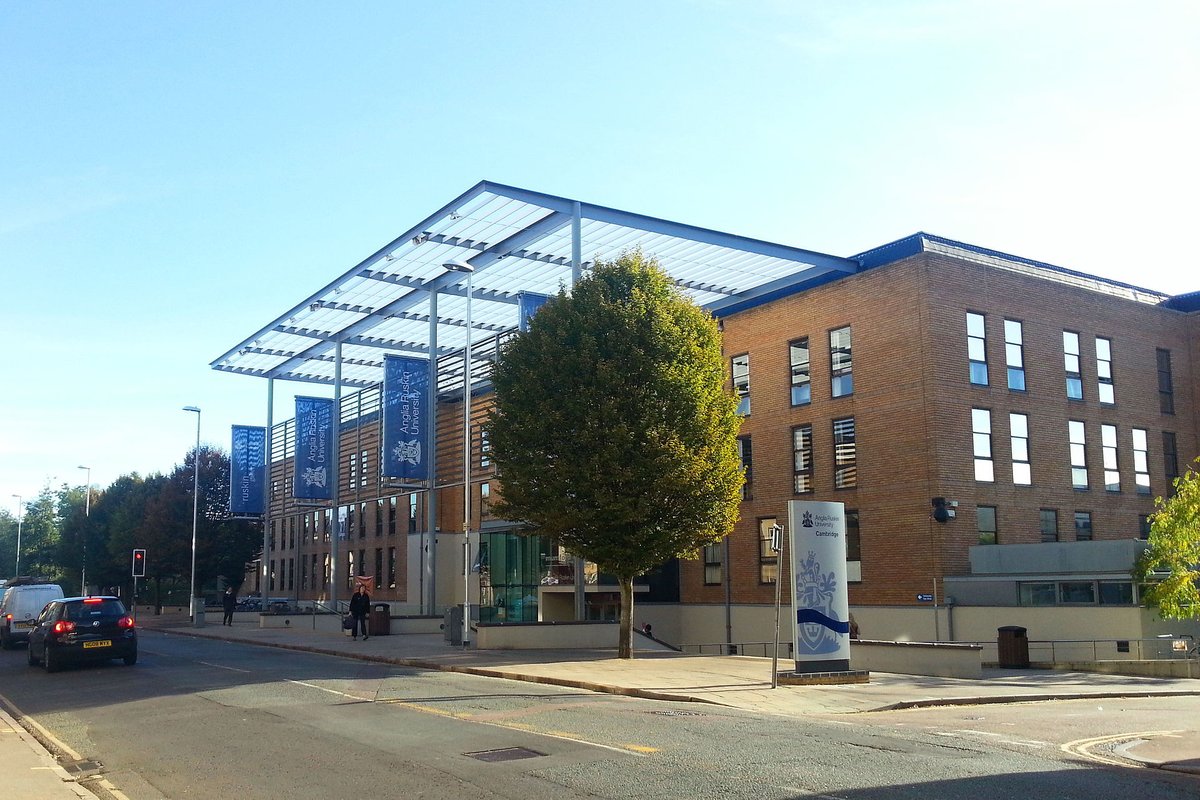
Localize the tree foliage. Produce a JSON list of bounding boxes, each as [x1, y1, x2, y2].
[[1135, 458, 1200, 620], [488, 251, 743, 657]]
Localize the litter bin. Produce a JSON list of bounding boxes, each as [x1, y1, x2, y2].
[[997, 625, 1029, 668], [369, 603, 390, 636], [443, 606, 462, 645]]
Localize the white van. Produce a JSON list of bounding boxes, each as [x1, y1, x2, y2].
[[0, 581, 65, 649]]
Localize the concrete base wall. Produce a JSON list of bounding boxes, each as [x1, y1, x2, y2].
[[475, 621, 619, 649], [850, 640, 982, 679]]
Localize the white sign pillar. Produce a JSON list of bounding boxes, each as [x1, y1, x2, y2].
[[788, 500, 851, 673]]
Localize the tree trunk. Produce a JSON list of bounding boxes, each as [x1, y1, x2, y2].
[[619, 575, 634, 659]]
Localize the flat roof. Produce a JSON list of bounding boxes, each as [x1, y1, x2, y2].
[[212, 181, 858, 389]]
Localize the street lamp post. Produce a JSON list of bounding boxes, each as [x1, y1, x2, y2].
[[182, 406, 202, 626], [78, 465, 91, 594], [443, 259, 474, 647], [10, 495, 23, 577]]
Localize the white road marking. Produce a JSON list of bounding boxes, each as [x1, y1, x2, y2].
[[198, 660, 251, 673]]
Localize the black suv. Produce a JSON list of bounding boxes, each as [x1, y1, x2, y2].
[[27, 596, 138, 673]]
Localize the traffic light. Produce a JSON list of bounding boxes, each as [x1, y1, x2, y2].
[[132, 548, 146, 577]]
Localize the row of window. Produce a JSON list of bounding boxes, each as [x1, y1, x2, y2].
[[975, 505, 1152, 546], [266, 547, 400, 594], [270, 494, 422, 549], [971, 410, 1179, 492], [700, 512, 863, 586], [1018, 580, 1135, 607], [737, 417, 858, 500], [731, 325, 853, 415], [966, 313, 1177, 414]]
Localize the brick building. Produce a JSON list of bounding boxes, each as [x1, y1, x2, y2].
[[216, 184, 1198, 648]]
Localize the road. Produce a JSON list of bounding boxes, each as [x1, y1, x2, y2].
[[1, 631, 1196, 799]]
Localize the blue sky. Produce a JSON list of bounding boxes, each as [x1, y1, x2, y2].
[[2, 1, 1198, 506]]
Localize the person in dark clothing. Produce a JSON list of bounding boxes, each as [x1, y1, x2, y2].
[[222, 586, 237, 626], [349, 586, 370, 640]]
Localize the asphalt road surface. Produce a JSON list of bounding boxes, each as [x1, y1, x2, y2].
[[1, 631, 1196, 799]]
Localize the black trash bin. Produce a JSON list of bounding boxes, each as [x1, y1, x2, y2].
[[369, 603, 390, 636], [997, 625, 1029, 668]]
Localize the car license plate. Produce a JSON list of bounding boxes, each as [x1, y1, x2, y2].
[[83, 640, 112, 649]]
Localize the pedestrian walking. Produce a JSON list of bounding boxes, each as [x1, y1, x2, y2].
[[222, 586, 237, 626], [349, 585, 370, 640]]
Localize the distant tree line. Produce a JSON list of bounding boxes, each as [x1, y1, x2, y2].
[[0, 446, 261, 607]]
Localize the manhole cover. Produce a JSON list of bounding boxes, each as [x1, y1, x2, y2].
[[465, 747, 546, 763]]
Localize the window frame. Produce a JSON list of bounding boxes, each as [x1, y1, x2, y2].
[[1039, 509, 1059, 543], [832, 417, 857, 489], [758, 517, 779, 585], [1063, 330, 1083, 400], [829, 326, 853, 398], [1009, 412, 1031, 485], [789, 337, 812, 406], [792, 423, 814, 494], [1069, 420, 1088, 489], [703, 542, 724, 586], [1157, 348, 1174, 415], [977, 505, 998, 545], [972, 408, 994, 482], [1132, 428, 1150, 495], [1096, 336, 1115, 405], [967, 312, 989, 385], [1004, 319, 1026, 391], [1073, 510, 1093, 541], [731, 353, 750, 415]]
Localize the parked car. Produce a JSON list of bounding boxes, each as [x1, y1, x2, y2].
[[26, 596, 138, 673], [0, 580, 65, 649]]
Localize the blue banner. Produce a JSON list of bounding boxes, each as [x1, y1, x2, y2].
[[295, 396, 334, 500], [382, 355, 430, 481], [229, 425, 266, 515], [518, 292, 550, 332]]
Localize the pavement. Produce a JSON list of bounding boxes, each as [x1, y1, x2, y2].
[[5, 614, 1199, 799]]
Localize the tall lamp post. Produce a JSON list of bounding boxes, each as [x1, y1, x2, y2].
[[78, 465, 91, 594], [443, 259, 474, 647], [182, 406, 202, 625], [10, 495, 23, 577]]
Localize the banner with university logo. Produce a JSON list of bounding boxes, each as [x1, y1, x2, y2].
[[294, 396, 334, 500], [788, 500, 851, 673], [382, 354, 430, 481], [229, 425, 266, 515], [517, 291, 550, 332]]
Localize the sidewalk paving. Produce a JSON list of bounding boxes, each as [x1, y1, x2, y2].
[[4, 614, 1198, 799]]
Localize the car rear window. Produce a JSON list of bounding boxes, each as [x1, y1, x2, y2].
[[65, 600, 127, 620]]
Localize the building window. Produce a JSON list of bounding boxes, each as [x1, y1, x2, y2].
[[480, 481, 492, 519], [738, 435, 753, 499], [374, 548, 383, 590], [830, 326, 853, 398], [388, 496, 397, 535], [1157, 348, 1174, 415], [833, 418, 857, 489], [1163, 430, 1179, 488], [972, 408, 994, 482], [1074, 511, 1093, 541], [1004, 319, 1025, 391], [409, 493, 419, 533], [758, 517, 779, 584], [845, 510, 862, 583], [703, 542, 723, 586], [1040, 509, 1058, 543], [1139, 514, 1152, 540], [1020, 582, 1056, 606], [348, 452, 358, 491], [1010, 412, 1031, 485], [322, 554, 330, 590], [731, 354, 750, 415], [479, 425, 491, 469], [311, 554, 318, 591], [967, 312, 988, 385], [1069, 420, 1088, 489], [375, 499, 384, 536], [789, 338, 811, 405], [1096, 337, 1115, 405], [360, 448, 371, 488], [358, 502, 368, 539], [792, 424, 814, 494], [1060, 581, 1096, 604], [1132, 428, 1150, 495], [388, 547, 397, 590], [1099, 581, 1134, 605], [977, 505, 997, 545], [1063, 331, 1083, 400], [1101, 424, 1120, 492]]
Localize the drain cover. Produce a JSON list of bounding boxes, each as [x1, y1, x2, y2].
[[465, 747, 546, 763]]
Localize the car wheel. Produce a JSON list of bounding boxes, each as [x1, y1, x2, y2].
[[27, 643, 38, 666], [0, 628, 11, 650], [43, 646, 60, 673], [123, 651, 138, 666]]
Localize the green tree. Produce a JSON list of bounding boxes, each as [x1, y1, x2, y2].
[[489, 251, 743, 658], [1136, 458, 1200, 619]]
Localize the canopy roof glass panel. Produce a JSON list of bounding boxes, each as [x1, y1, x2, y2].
[[212, 181, 858, 389]]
